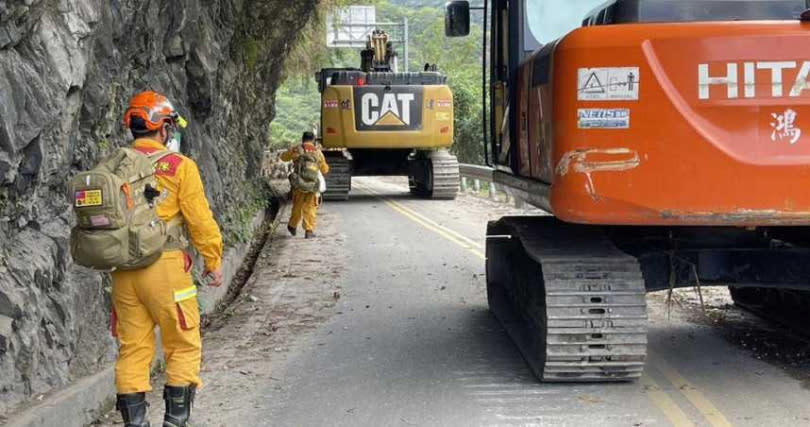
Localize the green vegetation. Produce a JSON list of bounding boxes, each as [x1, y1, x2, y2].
[[241, 37, 261, 71], [272, 0, 487, 164], [98, 138, 111, 153], [282, 0, 373, 78], [270, 79, 321, 149], [221, 182, 271, 246]]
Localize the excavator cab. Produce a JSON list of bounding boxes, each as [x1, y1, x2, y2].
[[450, 0, 810, 182]]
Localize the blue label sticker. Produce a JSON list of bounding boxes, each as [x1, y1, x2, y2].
[[578, 108, 630, 129]]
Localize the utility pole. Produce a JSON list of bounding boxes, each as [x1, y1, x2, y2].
[[403, 16, 409, 72]]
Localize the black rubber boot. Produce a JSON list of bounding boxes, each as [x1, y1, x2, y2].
[[305, 230, 316, 239], [287, 225, 297, 236], [116, 392, 150, 427], [162, 385, 195, 427]]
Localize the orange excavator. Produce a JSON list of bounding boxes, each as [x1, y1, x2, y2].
[[446, 0, 810, 382]]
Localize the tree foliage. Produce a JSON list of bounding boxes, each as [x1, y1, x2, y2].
[[282, 0, 376, 78], [269, 80, 321, 149]]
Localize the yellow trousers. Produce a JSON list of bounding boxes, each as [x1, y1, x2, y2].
[[111, 251, 202, 393], [289, 190, 320, 231]]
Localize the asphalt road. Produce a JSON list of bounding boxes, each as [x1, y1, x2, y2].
[[240, 177, 810, 427]]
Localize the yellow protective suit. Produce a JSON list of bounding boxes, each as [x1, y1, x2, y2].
[[111, 138, 223, 393], [281, 143, 330, 232]]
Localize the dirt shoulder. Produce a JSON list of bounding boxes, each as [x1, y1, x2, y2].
[[95, 203, 346, 426], [651, 287, 810, 390]]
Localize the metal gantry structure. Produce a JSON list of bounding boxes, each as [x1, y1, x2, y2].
[[326, 6, 410, 72]]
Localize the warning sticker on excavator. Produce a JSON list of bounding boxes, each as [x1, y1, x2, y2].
[[578, 67, 639, 101]]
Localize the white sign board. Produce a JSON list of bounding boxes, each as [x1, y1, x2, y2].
[[327, 6, 377, 48], [577, 67, 640, 101]]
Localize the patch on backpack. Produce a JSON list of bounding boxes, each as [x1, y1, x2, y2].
[[89, 215, 111, 227], [154, 154, 182, 177], [75, 189, 103, 207]]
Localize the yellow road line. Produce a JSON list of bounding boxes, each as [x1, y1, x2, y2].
[[355, 184, 485, 260], [355, 183, 484, 249], [384, 200, 486, 260], [392, 200, 484, 249], [357, 181, 722, 427], [652, 353, 733, 427], [640, 375, 696, 427]]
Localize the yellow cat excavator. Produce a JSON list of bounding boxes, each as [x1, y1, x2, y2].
[[317, 30, 459, 200]]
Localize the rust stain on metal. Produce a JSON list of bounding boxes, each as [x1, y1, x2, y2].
[[660, 209, 810, 225], [555, 148, 641, 200]]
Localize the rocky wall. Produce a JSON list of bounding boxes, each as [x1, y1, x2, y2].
[[0, 0, 318, 416]]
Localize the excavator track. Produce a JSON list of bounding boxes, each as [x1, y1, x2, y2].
[[323, 152, 351, 201], [729, 286, 810, 339], [408, 149, 459, 200], [486, 216, 648, 382]]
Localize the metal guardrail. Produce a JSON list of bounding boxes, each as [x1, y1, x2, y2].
[[458, 163, 526, 208], [458, 163, 494, 182]]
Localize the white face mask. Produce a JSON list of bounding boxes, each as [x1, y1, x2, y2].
[[166, 131, 182, 152]]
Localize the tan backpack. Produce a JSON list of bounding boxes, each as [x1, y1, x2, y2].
[[68, 147, 182, 271], [289, 148, 321, 193]]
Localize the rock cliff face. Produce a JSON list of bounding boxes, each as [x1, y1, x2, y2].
[[0, 0, 317, 415]]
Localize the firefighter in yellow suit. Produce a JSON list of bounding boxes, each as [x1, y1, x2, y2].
[[113, 91, 223, 427], [280, 131, 330, 238]]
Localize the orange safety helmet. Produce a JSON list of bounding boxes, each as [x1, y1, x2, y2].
[[123, 91, 181, 133]]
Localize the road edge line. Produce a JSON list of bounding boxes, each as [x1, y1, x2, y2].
[[640, 374, 696, 427], [354, 185, 485, 259], [651, 352, 733, 427]]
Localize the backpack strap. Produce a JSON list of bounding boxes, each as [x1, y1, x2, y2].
[[126, 150, 175, 183], [163, 215, 188, 250], [294, 146, 306, 167], [165, 215, 184, 228], [147, 150, 174, 164]]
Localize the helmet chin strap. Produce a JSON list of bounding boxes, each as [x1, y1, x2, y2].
[[162, 124, 173, 145]]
